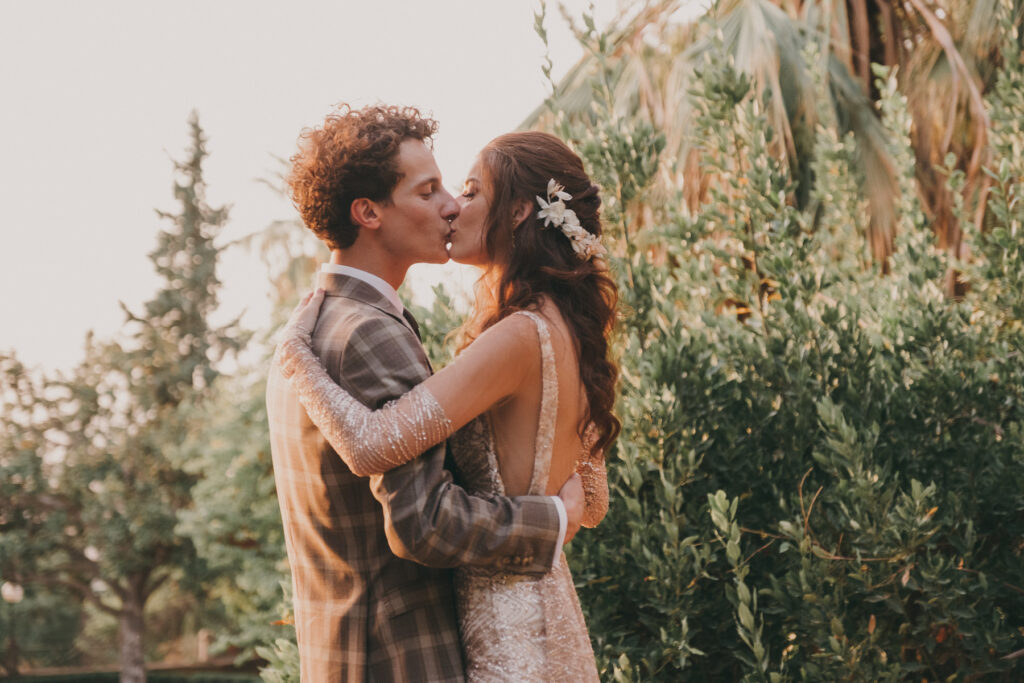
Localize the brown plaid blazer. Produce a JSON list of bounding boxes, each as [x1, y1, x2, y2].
[[267, 271, 562, 682]]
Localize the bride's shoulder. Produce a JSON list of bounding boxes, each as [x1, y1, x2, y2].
[[518, 299, 570, 343], [502, 301, 565, 336], [478, 309, 543, 343], [458, 311, 542, 363]]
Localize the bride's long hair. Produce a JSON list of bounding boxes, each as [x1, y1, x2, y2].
[[458, 131, 620, 455]]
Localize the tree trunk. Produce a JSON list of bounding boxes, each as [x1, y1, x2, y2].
[[119, 585, 146, 683], [2, 633, 19, 677]]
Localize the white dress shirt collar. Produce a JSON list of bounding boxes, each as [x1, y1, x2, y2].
[[320, 263, 404, 317]]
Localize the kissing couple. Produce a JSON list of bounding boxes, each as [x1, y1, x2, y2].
[[268, 103, 619, 682]]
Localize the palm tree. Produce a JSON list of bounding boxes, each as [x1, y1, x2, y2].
[[527, 0, 1019, 272]]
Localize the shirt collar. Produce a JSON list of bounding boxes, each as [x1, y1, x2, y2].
[[319, 263, 404, 317]]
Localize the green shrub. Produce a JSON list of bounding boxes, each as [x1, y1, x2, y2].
[[550, 7, 1024, 682]]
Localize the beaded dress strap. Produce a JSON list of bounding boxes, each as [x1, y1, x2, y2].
[[514, 310, 558, 496]]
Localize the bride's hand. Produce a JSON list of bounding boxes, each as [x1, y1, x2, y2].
[[285, 288, 326, 338], [558, 473, 585, 544], [275, 289, 326, 378]]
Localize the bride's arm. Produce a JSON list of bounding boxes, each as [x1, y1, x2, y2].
[[275, 293, 539, 477], [275, 328, 453, 476]]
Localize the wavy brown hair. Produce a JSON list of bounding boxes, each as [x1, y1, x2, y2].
[[460, 131, 620, 455], [287, 104, 437, 249]]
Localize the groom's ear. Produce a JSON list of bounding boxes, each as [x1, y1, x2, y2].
[[350, 198, 382, 231]]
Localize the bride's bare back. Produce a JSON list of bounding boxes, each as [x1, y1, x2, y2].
[[486, 300, 588, 497]]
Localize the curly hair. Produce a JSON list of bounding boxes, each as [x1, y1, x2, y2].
[[287, 104, 438, 249], [459, 131, 621, 456]]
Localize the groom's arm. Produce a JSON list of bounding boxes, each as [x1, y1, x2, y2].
[[340, 314, 565, 575], [371, 453, 563, 574]]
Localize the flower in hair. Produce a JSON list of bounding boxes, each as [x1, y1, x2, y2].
[[536, 179, 606, 260]]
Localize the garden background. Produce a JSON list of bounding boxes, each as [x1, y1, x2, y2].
[[3, 0, 1024, 681]]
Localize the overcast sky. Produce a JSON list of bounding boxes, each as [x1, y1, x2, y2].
[[0, 1, 689, 372]]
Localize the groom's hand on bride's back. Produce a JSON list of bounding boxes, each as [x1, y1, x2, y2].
[[559, 473, 584, 544]]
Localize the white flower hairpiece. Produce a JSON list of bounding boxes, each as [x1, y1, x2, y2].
[[535, 179, 606, 261]]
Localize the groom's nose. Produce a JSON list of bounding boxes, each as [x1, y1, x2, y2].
[[439, 188, 460, 222]]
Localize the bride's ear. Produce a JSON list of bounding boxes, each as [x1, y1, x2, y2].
[[512, 200, 533, 229], [350, 198, 382, 231]]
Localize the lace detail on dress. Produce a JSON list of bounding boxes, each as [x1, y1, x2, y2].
[[449, 415, 504, 497], [517, 310, 558, 496], [275, 329, 453, 477], [455, 311, 599, 682], [577, 423, 609, 528]]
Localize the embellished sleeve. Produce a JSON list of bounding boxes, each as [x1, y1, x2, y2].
[[577, 423, 609, 529], [275, 328, 453, 477]]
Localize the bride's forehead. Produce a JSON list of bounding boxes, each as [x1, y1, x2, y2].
[[465, 157, 485, 178]]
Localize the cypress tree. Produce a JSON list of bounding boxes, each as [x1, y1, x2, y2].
[[0, 112, 243, 682]]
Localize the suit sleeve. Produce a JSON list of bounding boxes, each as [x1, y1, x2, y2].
[[337, 316, 562, 575]]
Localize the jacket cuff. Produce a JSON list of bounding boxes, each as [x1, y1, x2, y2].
[[551, 496, 567, 567]]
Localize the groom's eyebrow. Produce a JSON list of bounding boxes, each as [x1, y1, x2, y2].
[[413, 175, 441, 190]]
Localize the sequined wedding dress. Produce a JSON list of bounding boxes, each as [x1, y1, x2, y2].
[[276, 309, 601, 682], [447, 311, 598, 681]]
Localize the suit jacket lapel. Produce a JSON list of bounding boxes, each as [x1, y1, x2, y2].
[[317, 271, 418, 336], [316, 271, 431, 373]]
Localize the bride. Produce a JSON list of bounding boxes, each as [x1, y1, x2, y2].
[[276, 131, 619, 681]]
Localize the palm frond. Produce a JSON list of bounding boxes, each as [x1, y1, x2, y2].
[[520, 0, 685, 129], [828, 57, 899, 258], [523, 0, 1019, 266]]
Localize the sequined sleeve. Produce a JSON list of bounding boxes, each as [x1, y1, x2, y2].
[[578, 423, 608, 528], [275, 328, 453, 477]]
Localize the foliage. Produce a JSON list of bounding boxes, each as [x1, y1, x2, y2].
[[0, 113, 245, 682], [182, 216, 321, 679], [527, 0, 1023, 270], [534, 3, 1024, 680], [255, 627, 300, 683], [0, 583, 83, 672], [404, 283, 466, 367], [251, 578, 298, 683], [175, 371, 288, 661]]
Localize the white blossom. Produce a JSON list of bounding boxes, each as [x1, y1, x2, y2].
[[535, 179, 604, 261]]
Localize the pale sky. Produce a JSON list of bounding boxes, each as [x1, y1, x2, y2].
[[0, 1, 665, 372]]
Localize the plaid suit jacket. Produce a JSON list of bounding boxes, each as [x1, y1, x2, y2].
[[267, 271, 562, 682]]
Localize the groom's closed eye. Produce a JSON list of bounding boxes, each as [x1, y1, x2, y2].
[[413, 176, 442, 199]]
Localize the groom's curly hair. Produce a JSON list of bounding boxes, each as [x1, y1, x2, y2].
[[287, 104, 438, 249]]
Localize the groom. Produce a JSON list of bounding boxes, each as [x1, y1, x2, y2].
[[267, 104, 584, 682]]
